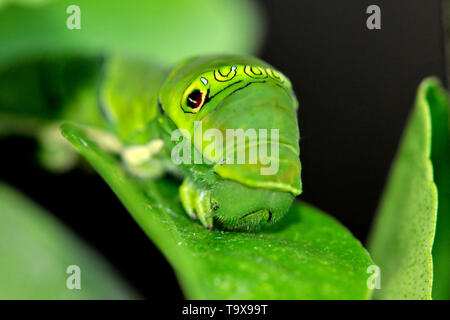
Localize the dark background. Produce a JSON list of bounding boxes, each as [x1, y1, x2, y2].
[[0, 0, 446, 299]]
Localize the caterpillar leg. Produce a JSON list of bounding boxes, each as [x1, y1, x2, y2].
[[179, 178, 213, 229]]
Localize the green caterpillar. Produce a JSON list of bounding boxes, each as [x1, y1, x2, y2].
[[10, 55, 302, 230], [102, 55, 302, 230]]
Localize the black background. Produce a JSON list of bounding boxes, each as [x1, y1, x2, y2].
[[0, 0, 446, 299]]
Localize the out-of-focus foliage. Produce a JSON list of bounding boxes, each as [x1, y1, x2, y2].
[[428, 79, 450, 300], [368, 78, 448, 300], [0, 0, 54, 9], [445, 0, 450, 85], [0, 0, 263, 69], [0, 182, 139, 299]]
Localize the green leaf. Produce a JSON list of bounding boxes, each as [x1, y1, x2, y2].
[[61, 123, 374, 299], [0, 182, 138, 299], [428, 79, 450, 300], [368, 78, 448, 300], [0, 0, 262, 69], [0, 0, 54, 9]]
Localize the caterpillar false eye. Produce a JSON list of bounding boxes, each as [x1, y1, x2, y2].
[[186, 89, 205, 109]]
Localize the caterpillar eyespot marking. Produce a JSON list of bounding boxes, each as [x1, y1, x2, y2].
[[186, 89, 205, 109], [179, 62, 292, 116]]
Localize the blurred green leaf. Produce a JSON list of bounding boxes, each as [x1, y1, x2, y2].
[[0, 182, 138, 299], [0, 57, 103, 121], [0, 0, 263, 69], [428, 79, 450, 300], [61, 123, 374, 299], [0, 0, 54, 9], [368, 78, 448, 300]]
